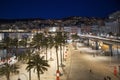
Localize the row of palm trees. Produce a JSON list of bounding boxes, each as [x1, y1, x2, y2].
[[0, 31, 68, 80]]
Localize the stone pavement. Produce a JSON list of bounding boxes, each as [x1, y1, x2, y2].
[[0, 46, 68, 80], [60, 43, 120, 80], [76, 43, 120, 80], [0, 43, 120, 80]]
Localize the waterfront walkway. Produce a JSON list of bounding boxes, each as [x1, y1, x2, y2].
[[0, 43, 120, 80]]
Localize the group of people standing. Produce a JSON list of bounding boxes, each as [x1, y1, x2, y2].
[[104, 76, 111, 80]]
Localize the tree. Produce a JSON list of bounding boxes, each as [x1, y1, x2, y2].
[[18, 38, 27, 48], [56, 32, 66, 66], [17, 47, 33, 80], [42, 36, 49, 61], [10, 38, 19, 57], [17, 50, 33, 63], [28, 33, 44, 80], [18, 36, 32, 80], [18, 36, 28, 62], [54, 32, 62, 71], [116, 33, 120, 37], [71, 33, 79, 49], [71, 33, 79, 41], [31, 33, 44, 54], [108, 32, 113, 36], [3, 37, 12, 61], [26, 54, 50, 80], [48, 35, 54, 60], [62, 32, 68, 61], [0, 63, 19, 80]]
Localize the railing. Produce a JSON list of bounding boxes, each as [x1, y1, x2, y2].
[[80, 35, 120, 44]]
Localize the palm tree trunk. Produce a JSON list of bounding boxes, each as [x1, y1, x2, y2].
[[46, 47, 47, 61], [16, 44, 18, 58], [6, 48, 9, 62], [7, 77, 10, 80], [49, 48, 53, 60], [63, 45, 65, 61], [50, 48, 52, 59], [60, 45, 63, 66], [56, 47, 59, 71], [29, 70, 31, 80], [6, 74, 10, 80], [39, 47, 41, 56], [26, 38, 31, 80], [28, 51, 31, 80], [37, 70, 40, 80]]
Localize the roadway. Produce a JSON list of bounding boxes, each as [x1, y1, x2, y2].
[[64, 43, 120, 80]]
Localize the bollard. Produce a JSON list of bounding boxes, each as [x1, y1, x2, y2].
[[118, 66, 120, 75], [56, 70, 60, 80], [114, 66, 117, 76]]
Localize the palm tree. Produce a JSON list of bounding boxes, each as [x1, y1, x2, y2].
[[10, 38, 19, 57], [71, 33, 79, 41], [58, 32, 64, 66], [3, 37, 12, 61], [62, 32, 68, 61], [18, 35, 33, 80], [42, 36, 49, 61], [71, 33, 80, 49], [18, 38, 27, 48], [17, 47, 33, 80], [55, 32, 66, 66], [26, 54, 50, 80], [0, 63, 19, 80], [17, 36, 28, 62], [31, 33, 44, 55], [48, 35, 54, 61], [54, 32, 61, 71], [17, 49, 33, 63], [27, 33, 44, 80]]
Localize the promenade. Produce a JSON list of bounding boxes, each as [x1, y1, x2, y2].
[[0, 43, 120, 80], [64, 43, 120, 80]]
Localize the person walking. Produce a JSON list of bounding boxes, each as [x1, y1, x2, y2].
[[104, 77, 107, 80], [80, 51, 81, 53], [89, 69, 92, 73], [106, 76, 111, 80], [18, 78, 21, 80]]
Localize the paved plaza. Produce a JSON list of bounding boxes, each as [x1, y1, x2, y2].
[[0, 43, 120, 80]]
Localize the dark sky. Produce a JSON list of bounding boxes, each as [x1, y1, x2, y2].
[[0, 0, 120, 19]]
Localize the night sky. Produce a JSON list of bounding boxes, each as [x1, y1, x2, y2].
[[0, 0, 120, 19]]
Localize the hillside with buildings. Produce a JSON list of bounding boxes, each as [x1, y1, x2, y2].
[[0, 11, 120, 37]]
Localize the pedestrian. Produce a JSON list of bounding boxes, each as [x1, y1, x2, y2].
[[80, 51, 81, 53], [108, 77, 111, 80], [106, 76, 111, 80], [93, 53, 95, 57], [104, 77, 107, 80], [89, 69, 92, 73]]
